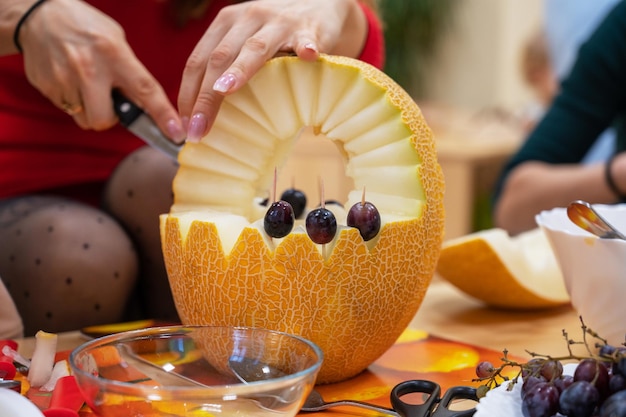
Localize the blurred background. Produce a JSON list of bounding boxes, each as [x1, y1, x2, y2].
[[382, 0, 544, 237], [280, 0, 546, 240], [381, 0, 542, 109]]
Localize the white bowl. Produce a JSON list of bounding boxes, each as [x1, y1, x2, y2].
[[536, 204, 626, 346]]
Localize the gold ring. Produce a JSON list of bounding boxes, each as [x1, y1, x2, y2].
[[61, 101, 83, 116]]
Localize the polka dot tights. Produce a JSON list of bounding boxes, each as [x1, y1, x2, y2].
[[0, 147, 179, 336]]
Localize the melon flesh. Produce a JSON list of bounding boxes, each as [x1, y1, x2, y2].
[[436, 228, 570, 309]]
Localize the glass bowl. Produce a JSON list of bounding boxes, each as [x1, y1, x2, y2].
[[68, 326, 323, 416], [536, 204, 626, 346]]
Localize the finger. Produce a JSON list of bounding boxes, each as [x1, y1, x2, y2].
[[113, 61, 186, 142], [293, 35, 320, 61], [186, 24, 294, 142], [178, 16, 261, 119], [78, 77, 118, 131]]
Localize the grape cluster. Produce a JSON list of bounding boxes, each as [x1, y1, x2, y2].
[[474, 323, 626, 417]]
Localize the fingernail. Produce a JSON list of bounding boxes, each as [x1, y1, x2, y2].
[[187, 113, 207, 142], [166, 119, 186, 143], [213, 73, 236, 93], [304, 42, 318, 53]]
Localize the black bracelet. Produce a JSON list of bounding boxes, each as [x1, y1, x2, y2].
[[13, 0, 49, 53], [605, 152, 626, 201]]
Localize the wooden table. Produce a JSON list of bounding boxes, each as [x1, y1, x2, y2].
[[17, 277, 581, 363]]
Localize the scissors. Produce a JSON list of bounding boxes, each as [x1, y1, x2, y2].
[[390, 379, 478, 417]]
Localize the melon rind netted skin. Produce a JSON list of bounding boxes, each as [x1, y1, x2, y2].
[[161, 54, 445, 383]]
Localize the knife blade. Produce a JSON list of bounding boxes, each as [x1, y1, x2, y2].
[[111, 90, 182, 161]]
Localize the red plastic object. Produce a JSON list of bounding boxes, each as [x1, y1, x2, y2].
[[0, 354, 16, 379], [42, 408, 79, 417], [0, 339, 18, 351], [48, 376, 84, 411]]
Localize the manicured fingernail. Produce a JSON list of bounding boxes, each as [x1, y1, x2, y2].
[[213, 73, 236, 93], [304, 42, 318, 53], [187, 113, 207, 142], [166, 119, 186, 143]]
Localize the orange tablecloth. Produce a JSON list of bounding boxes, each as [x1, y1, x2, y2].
[[25, 328, 519, 416], [18, 279, 582, 416]]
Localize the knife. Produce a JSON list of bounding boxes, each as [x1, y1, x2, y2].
[[111, 89, 182, 161]]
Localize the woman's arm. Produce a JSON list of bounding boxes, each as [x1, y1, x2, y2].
[[493, 1, 626, 234], [0, 0, 185, 140], [0, 0, 31, 55], [495, 161, 613, 235]]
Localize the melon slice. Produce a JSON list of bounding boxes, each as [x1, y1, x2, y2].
[[436, 228, 569, 309], [160, 55, 445, 383]]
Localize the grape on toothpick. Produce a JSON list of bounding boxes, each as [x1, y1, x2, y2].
[[264, 168, 295, 239], [347, 187, 381, 241], [306, 179, 337, 245], [280, 183, 307, 219]]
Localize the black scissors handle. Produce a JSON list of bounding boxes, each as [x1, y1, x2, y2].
[[390, 380, 478, 417]]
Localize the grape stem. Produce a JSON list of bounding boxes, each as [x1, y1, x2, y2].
[[272, 167, 278, 203], [320, 178, 326, 258], [473, 316, 621, 392]]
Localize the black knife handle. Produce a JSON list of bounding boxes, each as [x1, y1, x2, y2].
[[112, 89, 142, 127]]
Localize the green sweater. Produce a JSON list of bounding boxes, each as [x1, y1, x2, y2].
[[493, 0, 626, 202]]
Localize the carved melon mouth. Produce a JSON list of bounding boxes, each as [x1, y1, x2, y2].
[[167, 55, 434, 253], [160, 55, 445, 383]]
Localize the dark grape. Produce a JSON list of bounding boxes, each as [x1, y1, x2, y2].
[[559, 380, 600, 417], [280, 188, 307, 219], [554, 374, 574, 394], [522, 375, 547, 398], [540, 360, 563, 381], [598, 344, 618, 359], [609, 373, 626, 393], [305, 208, 337, 244], [522, 358, 546, 379], [521, 382, 560, 417], [264, 201, 295, 238], [347, 201, 381, 241], [575, 358, 610, 401], [475, 361, 495, 378], [599, 390, 626, 417]]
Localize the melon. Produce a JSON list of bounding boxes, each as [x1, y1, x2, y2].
[[436, 228, 569, 309], [160, 54, 445, 383]]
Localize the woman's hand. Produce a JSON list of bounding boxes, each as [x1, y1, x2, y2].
[[178, 0, 369, 141], [16, 0, 186, 142]]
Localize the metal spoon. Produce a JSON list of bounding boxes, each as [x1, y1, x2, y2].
[[300, 388, 400, 416], [566, 200, 626, 240]]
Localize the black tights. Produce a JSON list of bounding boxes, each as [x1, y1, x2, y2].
[[0, 147, 179, 336]]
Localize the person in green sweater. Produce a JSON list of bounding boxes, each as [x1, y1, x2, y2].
[[493, 0, 626, 235]]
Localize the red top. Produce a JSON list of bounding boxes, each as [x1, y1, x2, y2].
[[0, 0, 384, 204]]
